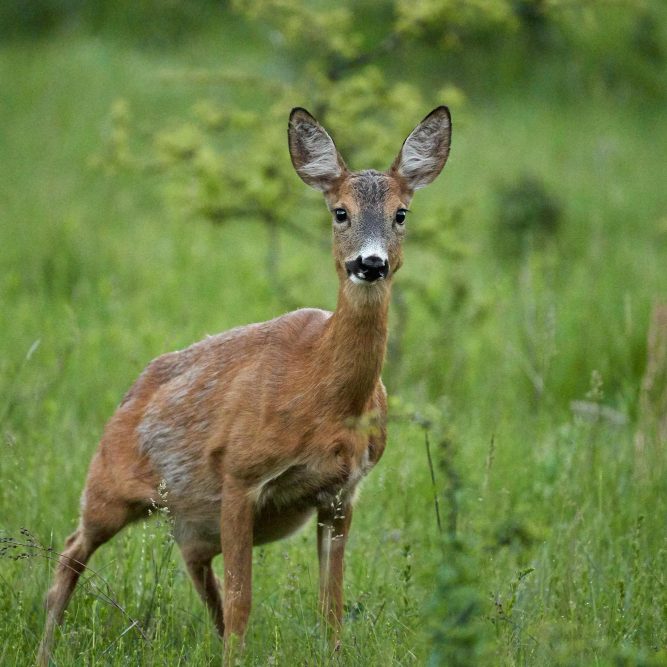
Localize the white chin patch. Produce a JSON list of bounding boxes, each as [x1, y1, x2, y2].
[[349, 274, 378, 286]]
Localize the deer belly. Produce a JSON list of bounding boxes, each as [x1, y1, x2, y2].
[[171, 500, 315, 548], [253, 504, 315, 545], [157, 453, 369, 549]]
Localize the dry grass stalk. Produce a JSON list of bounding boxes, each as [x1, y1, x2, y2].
[[635, 303, 667, 472]]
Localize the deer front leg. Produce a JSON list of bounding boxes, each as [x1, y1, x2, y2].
[[220, 476, 254, 658], [317, 500, 352, 642]]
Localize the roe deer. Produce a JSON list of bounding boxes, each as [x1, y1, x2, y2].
[[38, 106, 451, 664]]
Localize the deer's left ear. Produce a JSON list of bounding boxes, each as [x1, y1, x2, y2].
[[288, 108, 348, 192], [390, 106, 451, 191]]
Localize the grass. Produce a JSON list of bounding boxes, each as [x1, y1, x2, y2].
[[1, 14, 667, 667]]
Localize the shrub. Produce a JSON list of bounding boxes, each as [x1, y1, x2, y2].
[[492, 174, 562, 257]]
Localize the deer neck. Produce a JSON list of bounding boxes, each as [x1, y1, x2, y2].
[[311, 281, 391, 417]]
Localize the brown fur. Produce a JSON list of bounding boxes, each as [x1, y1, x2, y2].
[[38, 106, 451, 665]]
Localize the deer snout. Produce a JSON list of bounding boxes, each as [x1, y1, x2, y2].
[[345, 255, 389, 283]]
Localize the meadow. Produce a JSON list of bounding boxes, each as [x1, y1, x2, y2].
[[1, 3, 666, 665]]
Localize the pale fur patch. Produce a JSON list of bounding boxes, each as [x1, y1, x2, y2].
[[247, 463, 295, 506], [357, 242, 388, 264], [137, 362, 220, 506]]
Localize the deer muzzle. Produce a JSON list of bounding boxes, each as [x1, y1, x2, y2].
[[345, 255, 389, 283]]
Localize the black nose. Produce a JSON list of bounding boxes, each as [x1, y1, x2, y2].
[[345, 255, 389, 282]]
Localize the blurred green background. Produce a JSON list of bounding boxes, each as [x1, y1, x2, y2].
[[1, 1, 666, 665]]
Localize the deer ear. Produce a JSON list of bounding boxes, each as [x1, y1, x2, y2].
[[390, 106, 451, 191], [288, 108, 348, 192]]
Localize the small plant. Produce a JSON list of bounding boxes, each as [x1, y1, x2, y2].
[[428, 537, 489, 667]]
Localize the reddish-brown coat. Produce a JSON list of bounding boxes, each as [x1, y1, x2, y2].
[[38, 105, 451, 665]]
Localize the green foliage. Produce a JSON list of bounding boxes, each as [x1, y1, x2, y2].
[[395, 0, 518, 43], [233, 0, 361, 60], [428, 538, 490, 667]]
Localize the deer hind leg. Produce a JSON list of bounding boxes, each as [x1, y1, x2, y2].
[[180, 544, 225, 637], [37, 492, 139, 667]]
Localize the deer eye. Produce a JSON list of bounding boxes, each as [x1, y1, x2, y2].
[[395, 209, 408, 225], [334, 208, 348, 223]]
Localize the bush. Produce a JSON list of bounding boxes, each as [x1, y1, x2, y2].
[[492, 174, 562, 257]]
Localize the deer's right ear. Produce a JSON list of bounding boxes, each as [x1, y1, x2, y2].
[[288, 108, 348, 192]]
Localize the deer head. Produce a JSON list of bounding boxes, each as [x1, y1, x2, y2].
[[288, 106, 451, 289]]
